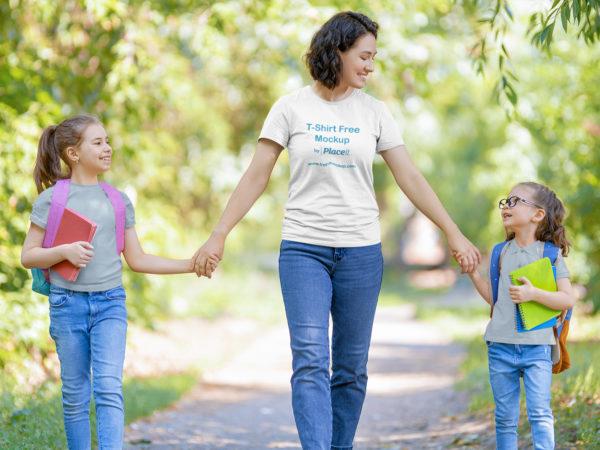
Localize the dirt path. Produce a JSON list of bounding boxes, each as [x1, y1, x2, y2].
[[123, 300, 495, 449]]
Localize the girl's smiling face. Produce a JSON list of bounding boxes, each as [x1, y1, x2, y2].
[[74, 124, 112, 174]]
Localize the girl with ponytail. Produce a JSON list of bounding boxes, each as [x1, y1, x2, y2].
[[464, 181, 575, 449], [22, 114, 212, 449], [34, 116, 103, 193], [505, 181, 572, 256]]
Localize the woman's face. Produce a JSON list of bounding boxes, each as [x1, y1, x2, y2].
[[338, 32, 377, 89]]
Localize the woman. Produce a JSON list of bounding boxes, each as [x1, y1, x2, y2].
[[193, 11, 480, 449]]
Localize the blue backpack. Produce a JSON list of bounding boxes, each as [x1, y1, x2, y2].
[[31, 178, 126, 296], [489, 240, 572, 374]]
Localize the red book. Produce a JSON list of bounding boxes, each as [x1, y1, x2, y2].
[[51, 208, 97, 281]]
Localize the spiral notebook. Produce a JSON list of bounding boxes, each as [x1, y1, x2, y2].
[[510, 257, 561, 332]]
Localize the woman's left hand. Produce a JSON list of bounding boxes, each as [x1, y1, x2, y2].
[[447, 232, 481, 274]]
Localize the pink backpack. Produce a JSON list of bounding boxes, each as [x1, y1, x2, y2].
[[31, 178, 126, 295]]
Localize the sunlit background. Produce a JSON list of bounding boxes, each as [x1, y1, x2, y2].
[[1, 0, 599, 445]]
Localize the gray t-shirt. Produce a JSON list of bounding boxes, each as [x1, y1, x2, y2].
[[31, 182, 135, 292], [484, 240, 570, 345], [259, 86, 404, 247]]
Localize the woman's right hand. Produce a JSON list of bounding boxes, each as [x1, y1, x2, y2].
[[192, 232, 225, 278], [63, 241, 94, 268]]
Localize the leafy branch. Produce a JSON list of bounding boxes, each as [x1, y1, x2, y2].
[[468, 0, 600, 108]]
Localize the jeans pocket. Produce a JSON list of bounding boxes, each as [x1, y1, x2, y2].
[[104, 286, 126, 301], [48, 290, 71, 308]]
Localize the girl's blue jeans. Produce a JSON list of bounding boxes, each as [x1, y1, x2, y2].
[[278, 240, 383, 450], [487, 341, 554, 450], [49, 285, 128, 450]]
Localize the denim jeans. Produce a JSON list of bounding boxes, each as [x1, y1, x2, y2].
[[487, 341, 554, 450], [279, 240, 383, 450], [49, 285, 128, 450]]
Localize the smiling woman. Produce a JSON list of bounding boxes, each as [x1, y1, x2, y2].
[[191, 10, 480, 450]]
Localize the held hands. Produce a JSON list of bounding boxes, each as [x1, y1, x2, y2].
[[447, 231, 481, 274], [63, 241, 94, 268], [509, 277, 536, 304], [191, 232, 225, 278]]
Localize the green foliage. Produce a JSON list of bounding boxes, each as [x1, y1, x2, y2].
[[0, 372, 197, 447], [1, 0, 599, 401], [463, 1, 599, 109], [529, 0, 600, 48], [122, 372, 198, 424], [0, 382, 66, 448]]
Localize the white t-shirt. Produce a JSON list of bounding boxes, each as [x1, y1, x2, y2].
[[259, 86, 404, 247]]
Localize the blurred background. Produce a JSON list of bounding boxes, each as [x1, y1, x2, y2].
[[1, 0, 599, 442]]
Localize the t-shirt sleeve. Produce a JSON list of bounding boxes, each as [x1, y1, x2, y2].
[[121, 191, 136, 228], [30, 188, 54, 229], [376, 101, 404, 153], [258, 97, 290, 148], [555, 253, 570, 279]]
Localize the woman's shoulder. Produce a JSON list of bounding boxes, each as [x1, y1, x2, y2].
[[274, 86, 312, 106], [352, 90, 391, 113]]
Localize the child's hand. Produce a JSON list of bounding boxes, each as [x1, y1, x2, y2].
[[452, 250, 478, 274], [447, 234, 481, 274], [192, 255, 219, 278], [62, 241, 94, 268], [509, 277, 536, 303], [193, 234, 224, 278]]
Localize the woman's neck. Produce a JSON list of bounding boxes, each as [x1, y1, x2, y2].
[[311, 82, 354, 102]]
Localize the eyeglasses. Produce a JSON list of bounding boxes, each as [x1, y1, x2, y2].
[[498, 196, 544, 210]]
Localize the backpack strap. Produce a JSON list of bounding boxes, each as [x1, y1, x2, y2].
[[42, 179, 70, 249], [489, 240, 509, 316], [40, 179, 71, 282], [542, 241, 559, 278], [542, 241, 573, 333], [98, 182, 126, 254]]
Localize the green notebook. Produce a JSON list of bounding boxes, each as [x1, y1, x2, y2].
[[510, 257, 561, 331]]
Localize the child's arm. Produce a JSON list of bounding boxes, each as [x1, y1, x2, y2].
[[467, 269, 492, 306], [123, 227, 217, 275], [510, 277, 575, 310], [21, 222, 94, 269]]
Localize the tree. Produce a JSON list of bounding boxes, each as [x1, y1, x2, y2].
[[463, 0, 600, 107]]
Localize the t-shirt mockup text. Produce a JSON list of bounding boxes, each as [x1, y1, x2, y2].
[[259, 86, 404, 247]]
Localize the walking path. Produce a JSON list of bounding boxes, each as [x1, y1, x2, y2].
[[124, 300, 494, 449]]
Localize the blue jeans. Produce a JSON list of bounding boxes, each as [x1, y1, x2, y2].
[[49, 285, 128, 450], [278, 240, 383, 450], [487, 341, 554, 450]]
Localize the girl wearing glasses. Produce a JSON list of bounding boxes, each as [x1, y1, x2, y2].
[[464, 181, 575, 449]]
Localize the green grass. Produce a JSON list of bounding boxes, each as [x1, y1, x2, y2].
[[0, 372, 197, 448]]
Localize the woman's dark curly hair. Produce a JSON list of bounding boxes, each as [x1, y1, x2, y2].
[[305, 11, 378, 89], [505, 182, 572, 256]]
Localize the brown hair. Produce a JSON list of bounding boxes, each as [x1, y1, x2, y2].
[[33, 114, 102, 193], [305, 11, 378, 89], [506, 181, 572, 256]]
